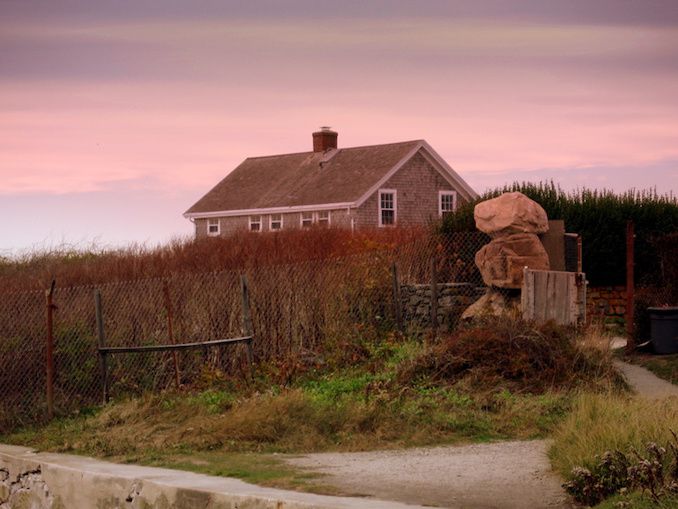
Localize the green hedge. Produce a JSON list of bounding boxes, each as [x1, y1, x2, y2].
[[441, 181, 678, 286]]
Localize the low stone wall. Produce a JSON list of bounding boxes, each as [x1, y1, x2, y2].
[[401, 283, 486, 330], [0, 444, 422, 509], [587, 285, 627, 325]]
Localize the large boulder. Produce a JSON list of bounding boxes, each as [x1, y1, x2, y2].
[[474, 192, 549, 237], [475, 233, 550, 288]]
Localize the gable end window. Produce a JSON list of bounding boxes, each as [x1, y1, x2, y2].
[[378, 189, 396, 227], [207, 218, 220, 236], [439, 191, 457, 218], [317, 210, 330, 226], [249, 215, 262, 232], [301, 211, 314, 228], [270, 214, 283, 230]]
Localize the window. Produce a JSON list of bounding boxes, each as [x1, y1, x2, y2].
[[317, 210, 330, 227], [378, 189, 396, 226], [249, 215, 262, 232], [207, 218, 220, 236], [439, 191, 457, 218], [301, 211, 314, 228], [270, 214, 283, 230]]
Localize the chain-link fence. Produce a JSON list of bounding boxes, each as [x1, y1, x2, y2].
[[0, 232, 487, 431], [633, 231, 678, 340]]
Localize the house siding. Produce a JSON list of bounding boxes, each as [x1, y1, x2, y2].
[[194, 208, 353, 238], [353, 151, 466, 228]]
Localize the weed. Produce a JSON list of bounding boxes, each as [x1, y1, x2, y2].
[[562, 433, 678, 506]]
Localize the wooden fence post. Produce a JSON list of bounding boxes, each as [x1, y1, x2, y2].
[[94, 289, 110, 403], [162, 281, 181, 389], [430, 256, 439, 333], [45, 280, 56, 420], [391, 263, 403, 332], [240, 275, 255, 376], [626, 221, 635, 352]]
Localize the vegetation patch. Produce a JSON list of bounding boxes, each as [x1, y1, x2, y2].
[[550, 393, 678, 506], [4, 321, 620, 456], [398, 319, 624, 394]]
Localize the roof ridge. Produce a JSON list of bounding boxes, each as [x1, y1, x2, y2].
[[243, 139, 423, 161]]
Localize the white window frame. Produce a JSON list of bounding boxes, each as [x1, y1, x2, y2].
[[270, 213, 283, 231], [378, 189, 397, 227], [439, 190, 457, 218], [317, 210, 331, 226], [207, 218, 220, 236], [248, 215, 262, 232], [300, 211, 314, 228]]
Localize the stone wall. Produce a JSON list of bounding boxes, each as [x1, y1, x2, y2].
[[1, 444, 419, 509], [587, 285, 627, 325], [401, 283, 485, 330]]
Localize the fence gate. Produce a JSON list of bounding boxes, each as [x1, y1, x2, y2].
[[521, 269, 586, 326]]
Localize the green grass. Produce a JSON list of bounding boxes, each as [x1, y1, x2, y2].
[[627, 353, 678, 386], [113, 449, 336, 494], [1, 322, 624, 501]]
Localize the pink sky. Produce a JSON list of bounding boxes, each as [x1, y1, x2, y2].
[[2, 1, 677, 253]]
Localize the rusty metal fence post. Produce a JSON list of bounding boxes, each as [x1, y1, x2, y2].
[[94, 289, 110, 403], [45, 280, 56, 420], [626, 220, 635, 352], [240, 275, 255, 377], [430, 256, 439, 333], [163, 280, 181, 389], [391, 263, 403, 332]]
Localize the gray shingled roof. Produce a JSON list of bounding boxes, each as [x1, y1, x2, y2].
[[185, 140, 422, 214]]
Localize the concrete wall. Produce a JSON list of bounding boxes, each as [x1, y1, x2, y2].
[[0, 444, 421, 509]]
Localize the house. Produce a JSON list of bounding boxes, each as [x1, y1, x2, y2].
[[184, 128, 478, 236]]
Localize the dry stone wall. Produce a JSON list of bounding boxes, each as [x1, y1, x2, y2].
[[401, 283, 485, 329]]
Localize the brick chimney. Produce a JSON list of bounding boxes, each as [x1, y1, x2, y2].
[[312, 127, 338, 152]]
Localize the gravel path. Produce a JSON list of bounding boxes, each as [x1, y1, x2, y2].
[[286, 441, 572, 509], [613, 360, 678, 398], [284, 362, 678, 508]]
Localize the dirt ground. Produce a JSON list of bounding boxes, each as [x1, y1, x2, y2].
[[285, 362, 678, 509], [286, 440, 572, 509]]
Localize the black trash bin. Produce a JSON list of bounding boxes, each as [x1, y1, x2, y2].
[[648, 307, 678, 354]]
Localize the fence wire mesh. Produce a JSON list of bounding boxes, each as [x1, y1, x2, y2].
[[0, 232, 487, 431], [633, 231, 678, 340]]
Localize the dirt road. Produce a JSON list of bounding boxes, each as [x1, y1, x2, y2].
[[286, 440, 571, 509]]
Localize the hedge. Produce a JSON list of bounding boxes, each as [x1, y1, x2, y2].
[[441, 181, 678, 286]]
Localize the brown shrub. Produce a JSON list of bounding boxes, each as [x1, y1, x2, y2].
[[0, 227, 429, 292], [398, 319, 624, 393]]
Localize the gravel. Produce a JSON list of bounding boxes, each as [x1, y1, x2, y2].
[[286, 440, 572, 509]]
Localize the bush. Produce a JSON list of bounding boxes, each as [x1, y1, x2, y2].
[[563, 435, 678, 506], [441, 181, 678, 286], [397, 318, 623, 394]]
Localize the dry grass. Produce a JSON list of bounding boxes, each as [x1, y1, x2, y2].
[[0, 227, 429, 292], [398, 319, 625, 394], [549, 392, 678, 478]]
